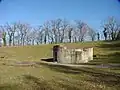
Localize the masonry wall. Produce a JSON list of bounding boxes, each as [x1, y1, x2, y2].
[[53, 45, 93, 64]]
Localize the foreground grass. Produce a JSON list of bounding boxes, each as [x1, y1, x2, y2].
[[0, 64, 120, 90], [0, 40, 120, 90]]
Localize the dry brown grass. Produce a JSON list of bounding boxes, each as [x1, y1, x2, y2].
[[0, 40, 120, 90]]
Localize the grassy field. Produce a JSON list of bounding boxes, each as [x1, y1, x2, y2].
[[0, 41, 120, 90]]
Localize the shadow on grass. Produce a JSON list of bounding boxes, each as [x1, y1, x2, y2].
[[40, 63, 81, 74], [41, 58, 54, 62], [0, 75, 54, 90], [0, 84, 19, 90], [92, 52, 120, 63], [97, 41, 120, 51], [40, 63, 120, 87], [23, 74, 82, 90], [23, 75, 54, 90], [41, 63, 120, 76], [92, 41, 120, 63], [84, 68, 120, 87]]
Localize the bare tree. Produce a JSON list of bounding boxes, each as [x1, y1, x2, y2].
[[15, 26, 21, 46], [103, 17, 120, 40], [116, 29, 120, 40], [50, 20, 58, 43], [1, 18, 114, 46], [49, 19, 69, 43], [5, 23, 14, 46], [0, 26, 7, 46], [55, 19, 62, 43], [59, 19, 69, 43], [48, 29, 54, 44], [42, 21, 51, 44], [17, 22, 30, 46], [72, 27, 78, 43], [37, 30, 44, 44], [32, 26, 41, 45], [103, 27, 107, 40], [11, 23, 17, 46], [25, 28, 32, 45], [29, 28, 38, 45], [75, 20, 88, 42], [97, 32, 100, 41], [88, 28, 96, 41], [67, 26, 73, 43], [4, 23, 18, 46]]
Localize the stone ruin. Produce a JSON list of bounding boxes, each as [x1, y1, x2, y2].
[[53, 45, 93, 64]]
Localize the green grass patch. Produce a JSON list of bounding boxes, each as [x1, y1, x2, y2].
[[0, 40, 120, 90]]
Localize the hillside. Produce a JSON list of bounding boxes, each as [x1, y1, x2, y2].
[[0, 40, 120, 64], [0, 41, 120, 90]]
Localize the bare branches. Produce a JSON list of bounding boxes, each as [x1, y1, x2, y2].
[[1, 18, 115, 46], [16, 22, 31, 46], [103, 16, 120, 40], [75, 20, 88, 42], [88, 27, 96, 41]]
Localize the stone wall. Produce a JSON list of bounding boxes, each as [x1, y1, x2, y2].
[[53, 45, 93, 64]]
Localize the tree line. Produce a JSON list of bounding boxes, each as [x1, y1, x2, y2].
[[0, 16, 120, 46]]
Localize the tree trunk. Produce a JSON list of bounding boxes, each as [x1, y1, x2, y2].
[[13, 34, 15, 46], [18, 40, 20, 46], [92, 37, 94, 41], [9, 38, 12, 46], [32, 40, 34, 45], [23, 38, 25, 46], [3, 38, 6, 46]]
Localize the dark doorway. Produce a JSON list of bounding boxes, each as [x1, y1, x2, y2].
[[53, 45, 60, 62]]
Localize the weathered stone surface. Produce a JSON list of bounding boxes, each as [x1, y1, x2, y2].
[[53, 45, 93, 64]]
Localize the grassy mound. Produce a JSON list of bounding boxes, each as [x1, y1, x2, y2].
[[0, 40, 120, 90], [0, 40, 120, 64]]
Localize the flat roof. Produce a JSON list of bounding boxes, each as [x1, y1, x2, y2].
[[53, 44, 93, 49]]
